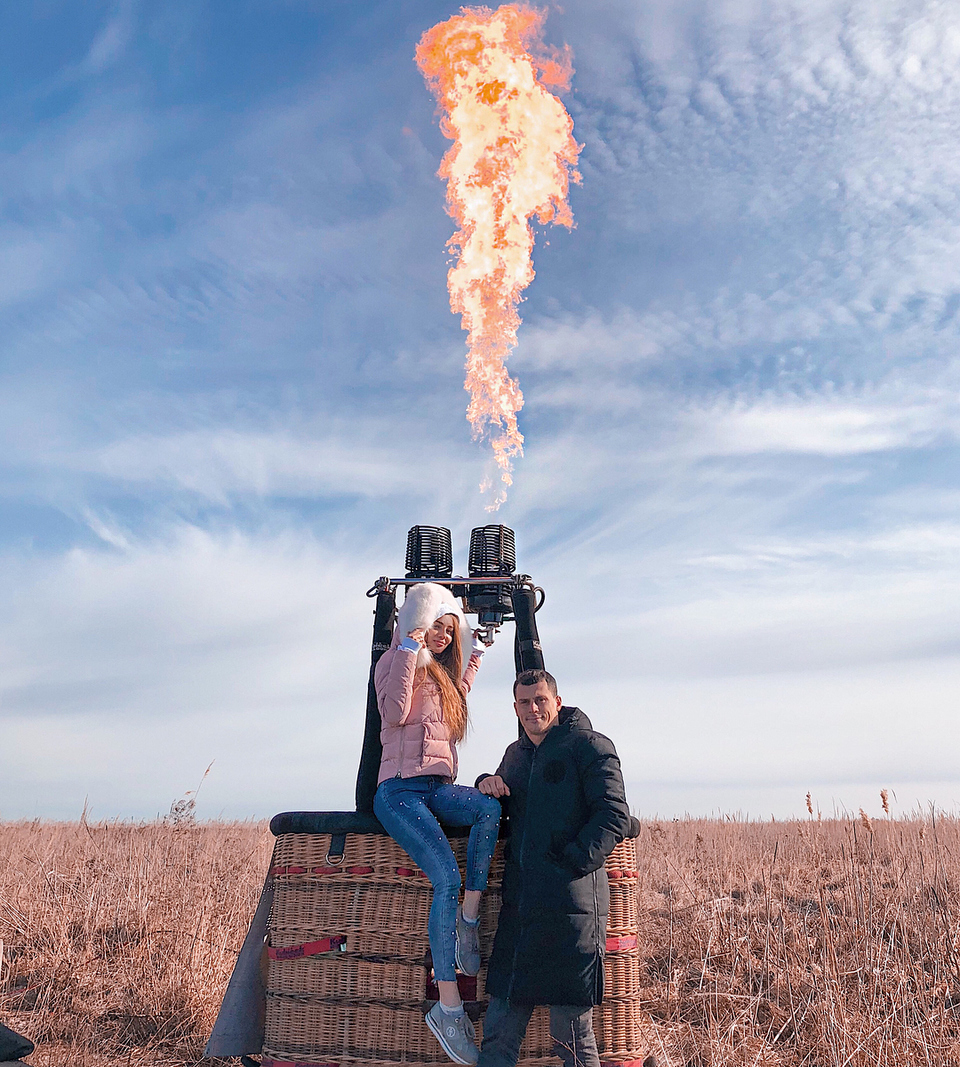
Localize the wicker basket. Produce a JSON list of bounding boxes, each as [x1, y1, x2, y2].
[[265, 831, 644, 1064]]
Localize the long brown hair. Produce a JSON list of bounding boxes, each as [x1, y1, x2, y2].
[[421, 619, 469, 743]]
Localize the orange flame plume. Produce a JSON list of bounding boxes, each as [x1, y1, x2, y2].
[[416, 5, 581, 509]]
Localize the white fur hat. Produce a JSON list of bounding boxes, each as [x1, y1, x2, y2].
[[397, 582, 471, 667]]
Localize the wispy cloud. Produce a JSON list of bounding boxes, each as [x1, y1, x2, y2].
[[81, 1, 136, 75]]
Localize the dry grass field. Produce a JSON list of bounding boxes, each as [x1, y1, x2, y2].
[[2, 806, 959, 1066], [0, 817, 273, 1067]]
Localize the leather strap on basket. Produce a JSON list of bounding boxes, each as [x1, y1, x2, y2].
[[605, 934, 638, 952], [325, 832, 346, 865], [267, 935, 347, 961]]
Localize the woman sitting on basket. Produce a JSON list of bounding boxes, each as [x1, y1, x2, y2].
[[374, 582, 500, 1067]]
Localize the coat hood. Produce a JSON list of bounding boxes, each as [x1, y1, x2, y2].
[[559, 705, 592, 731], [396, 582, 471, 668]]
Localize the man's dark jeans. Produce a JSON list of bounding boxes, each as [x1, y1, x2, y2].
[[478, 996, 599, 1067]]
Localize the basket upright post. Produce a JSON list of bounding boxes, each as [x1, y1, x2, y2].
[[355, 586, 397, 814], [511, 585, 544, 674]]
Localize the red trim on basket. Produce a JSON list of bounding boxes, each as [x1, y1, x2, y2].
[[268, 935, 347, 960], [608, 869, 639, 879], [606, 935, 638, 951], [600, 1060, 646, 1067], [268, 864, 375, 877], [395, 866, 429, 877]]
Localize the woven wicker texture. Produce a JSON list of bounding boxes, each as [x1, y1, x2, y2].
[[265, 995, 452, 1061], [603, 950, 641, 999], [262, 1059, 457, 1067], [516, 1006, 550, 1058], [607, 881, 639, 933], [272, 832, 504, 884], [271, 880, 433, 935], [268, 955, 427, 1000], [605, 838, 639, 878], [593, 997, 645, 1058]]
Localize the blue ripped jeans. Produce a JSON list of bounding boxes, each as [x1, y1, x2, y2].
[[374, 775, 501, 982]]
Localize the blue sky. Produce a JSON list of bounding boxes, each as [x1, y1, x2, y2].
[[3, 0, 960, 820]]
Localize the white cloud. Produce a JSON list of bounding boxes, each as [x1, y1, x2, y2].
[[0, 526, 379, 817], [686, 392, 957, 456]]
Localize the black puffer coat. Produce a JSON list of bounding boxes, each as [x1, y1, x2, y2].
[[479, 706, 634, 1006]]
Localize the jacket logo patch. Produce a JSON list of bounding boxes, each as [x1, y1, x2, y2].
[[543, 759, 566, 784]]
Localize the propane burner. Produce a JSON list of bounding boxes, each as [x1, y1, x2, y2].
[[467, 524, 517, 645]]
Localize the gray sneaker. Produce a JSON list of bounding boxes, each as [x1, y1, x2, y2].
[[454, 905, 481, 976], [425, 1001, 478, 1066]]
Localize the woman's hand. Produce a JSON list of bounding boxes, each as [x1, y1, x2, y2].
[[478, 774, 510, 798], [406, 628, 426, 647], [473, 627, 495, 650]]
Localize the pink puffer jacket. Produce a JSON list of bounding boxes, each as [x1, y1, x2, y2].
[[375, 631, 482, 785]]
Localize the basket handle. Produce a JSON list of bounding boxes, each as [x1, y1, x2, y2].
[[325, 832, 346, 866]]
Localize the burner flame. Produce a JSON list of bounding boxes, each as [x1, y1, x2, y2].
[[416, 4, 581, 509]]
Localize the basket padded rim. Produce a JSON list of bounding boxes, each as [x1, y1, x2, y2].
[[270, 811, 639, 840], [270, 812, 487, 838]]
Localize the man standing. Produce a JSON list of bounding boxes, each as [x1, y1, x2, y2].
[[476, 669, 636, 1067]]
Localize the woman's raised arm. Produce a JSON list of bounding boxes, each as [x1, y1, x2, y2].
[[374, 633, 421, 725]]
